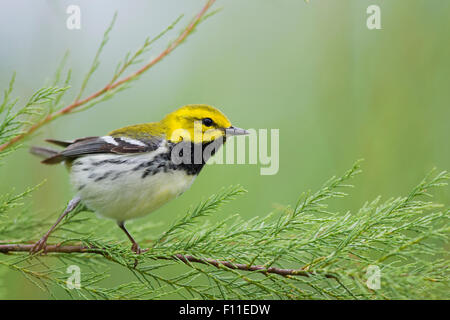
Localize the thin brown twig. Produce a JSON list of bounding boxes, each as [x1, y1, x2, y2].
[[0, 0, 216, 153], [0, 243, 337, 279]]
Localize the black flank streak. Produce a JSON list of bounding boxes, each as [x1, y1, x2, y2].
[[133, 161, 148, 171], [92, 159, 129, 166], [95, 170, 114, 182], [112, 171, 125, 180]]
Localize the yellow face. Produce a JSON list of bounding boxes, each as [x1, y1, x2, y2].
[[163, 105, 234, 143]]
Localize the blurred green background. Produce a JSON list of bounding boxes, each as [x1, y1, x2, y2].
[[0, 0, 449, 298]]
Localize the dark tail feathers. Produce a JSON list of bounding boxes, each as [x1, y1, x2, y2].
[[29, 146, 65, 164]]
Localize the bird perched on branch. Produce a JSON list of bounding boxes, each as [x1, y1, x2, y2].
[[30, 104, 248, 256]]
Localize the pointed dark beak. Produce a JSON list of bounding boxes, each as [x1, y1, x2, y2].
[[225, 126, 249, 136]]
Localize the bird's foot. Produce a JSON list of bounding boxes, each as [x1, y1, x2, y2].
[[131, 243, 148, 268], [131, 243, 149, 255], [30, 236, 49, 255]]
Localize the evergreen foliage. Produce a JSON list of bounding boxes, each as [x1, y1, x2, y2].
[[0, 1, 448, 299]]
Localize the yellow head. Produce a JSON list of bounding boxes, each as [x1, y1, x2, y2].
[[162, 104, 248, 143]]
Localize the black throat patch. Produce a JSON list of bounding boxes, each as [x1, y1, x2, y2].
[[168, 138, 225, 175]]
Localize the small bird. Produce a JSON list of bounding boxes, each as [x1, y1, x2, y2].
[[30, 104, 248, 255]]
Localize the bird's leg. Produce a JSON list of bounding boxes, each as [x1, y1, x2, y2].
[[117, 221, 148, 254], [30, 196, 82, 254], [118, 221, 148, 268]]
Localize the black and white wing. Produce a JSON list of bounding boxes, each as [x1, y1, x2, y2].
[[40, 135, 163, 164]]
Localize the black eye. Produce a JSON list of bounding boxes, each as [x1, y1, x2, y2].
[[202, 118, 214, 127]]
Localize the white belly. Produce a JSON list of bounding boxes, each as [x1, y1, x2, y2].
[[69, 152, 196, 221]]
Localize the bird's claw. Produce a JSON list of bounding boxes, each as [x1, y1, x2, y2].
[[131, 243, 148, 255], [30, 237, 49, 255], [131, 243, 148, 268]]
